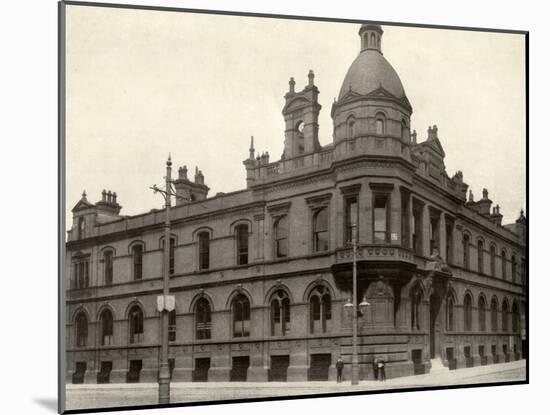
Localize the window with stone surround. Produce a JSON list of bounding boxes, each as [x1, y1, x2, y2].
[[464, 293, 473, 331], [462, 233, 471, 269], [373, 194, 389, 243], [274, 216, 289, 258], [232, 293, 250, 338], [73, 258, 90, 289], [477, 239, 484, 274], [235, 224, 249, 265], [502, 299, 509, 332], [103, 249, 114, 286], [501, 250, 507, 280], [198, 232, 210, 270], [375, 114, 385, 135], [100, 309, 113, 346], [129, 305, 144, 344], [344, 196, 358, 244], [270, 289, 291, 336], [511, 255, 517, 283], [490, 297, 498, 332], [309, 285, 332, 333], [313, 208, 329, 252], [195, 297, 211, 340], [75, 311, 88, 347], [478, 295, 486, 332], [132, 243, 143, 280], [490, 245, 496, 277], [512, 301, 519, 332]]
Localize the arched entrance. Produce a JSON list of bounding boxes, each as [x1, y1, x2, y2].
[[429, 293, 442, 359]]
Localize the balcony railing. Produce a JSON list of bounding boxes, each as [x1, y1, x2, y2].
[[335, 244, 416, 265]]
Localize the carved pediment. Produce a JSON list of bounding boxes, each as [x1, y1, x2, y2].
[[71, 199, 95, 212]]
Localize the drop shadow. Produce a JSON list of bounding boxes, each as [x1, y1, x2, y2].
[[34, 398, 58, 413]]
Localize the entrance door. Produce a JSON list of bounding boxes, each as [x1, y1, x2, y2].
[[308, 354, 331, 381], [269, 355, 290, 382], [193, 358, 210, 382], [429, 294, 441, 359], [127, 360, 142, 383], [230, 356, 250, 382]]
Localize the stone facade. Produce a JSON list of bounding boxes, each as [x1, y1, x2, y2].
[[65, 24, 526, 384]]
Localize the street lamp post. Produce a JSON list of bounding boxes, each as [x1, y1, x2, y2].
[[344, 223, 370, 385], [151, 155, 174, 404]]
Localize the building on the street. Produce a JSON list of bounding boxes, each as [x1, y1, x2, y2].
[[65, 24, 527, 384]]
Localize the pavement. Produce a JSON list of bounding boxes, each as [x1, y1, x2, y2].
[[65, 360, 526, 411]]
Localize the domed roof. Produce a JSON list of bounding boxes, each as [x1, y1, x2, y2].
[[337, 25, 407, 101], [338, 49, 406, 100]]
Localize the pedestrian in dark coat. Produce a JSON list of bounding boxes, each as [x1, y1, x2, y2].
[[336, 356, 344, 383], [376, 358, 386, 381]]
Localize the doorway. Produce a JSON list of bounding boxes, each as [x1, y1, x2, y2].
[[308, 354, 331, 381], [230, 356, 250, 382], [193, 358, 210, 382], [269, 355, 290, 382]]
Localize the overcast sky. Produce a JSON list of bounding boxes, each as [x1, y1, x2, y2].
[[65, 5, 526, 227]]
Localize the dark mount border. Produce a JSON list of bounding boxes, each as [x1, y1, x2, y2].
[[62, 0, 528, 35]]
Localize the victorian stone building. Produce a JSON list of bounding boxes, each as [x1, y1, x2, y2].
[[65, 24, 527, 384]]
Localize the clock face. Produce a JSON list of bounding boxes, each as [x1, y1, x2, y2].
[[296, 121, 305, 133]]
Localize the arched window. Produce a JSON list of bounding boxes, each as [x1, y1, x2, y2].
[[445, 293, 454, 331], [313, 208, 329, 252], [195, 298, 211, 340], [270, 289, 290, 336], [462, 234, 470, 269], [375, 114, 385, 135], [75, 312, 88, 347], [232, 293, 250, 338], [464, 294, 473, 331], [490, 245, 496, 277], [370, 32, 376, 47], [100, 309, 114, 346], [478, 296, 486, 332], [235, 224, 249, 265], [168, 310, 176, 342], [511, 255, 517, 283], [401, 120, 407, 140], [477, 240, 484, 274], [198, 232, 210, 270], [274, 216, 288, 258], [502, 300, 509, 332], [411, 285, 423, 330], [128, 305, 144, 344], [103, 250, 114, 285], [490, 298, 498, 332], [348, 119, 356, 139], [309, 286, 332, 333], [512, 302, 519, 332], [132, 244, 143, 280], [501, 250, 507, 279]]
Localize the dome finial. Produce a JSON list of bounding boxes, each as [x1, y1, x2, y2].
[[359, 23, 383, 53]]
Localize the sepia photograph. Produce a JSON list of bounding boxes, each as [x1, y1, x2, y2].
[[59, 1, 527, 413]]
